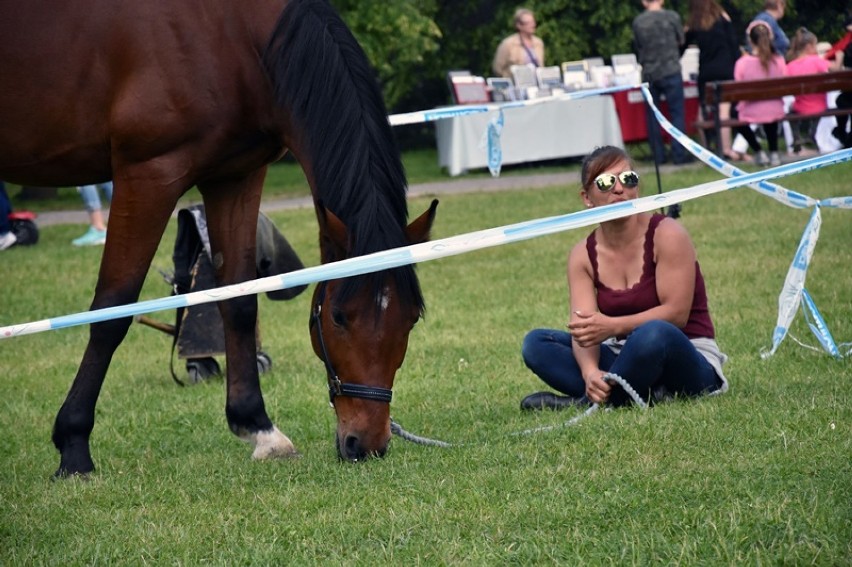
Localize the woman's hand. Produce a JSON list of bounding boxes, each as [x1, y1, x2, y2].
[[567, 310, 612, 347], [583, 369, 612, 404]]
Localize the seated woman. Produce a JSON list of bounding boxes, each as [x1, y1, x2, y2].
[[732, 20, 787, 166], [786, 27, 830, 155], [520, 145, 728, 410]]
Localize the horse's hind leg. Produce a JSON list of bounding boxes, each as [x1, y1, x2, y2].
[[52, 179, 182, 478], [200, 170, 299, 460]]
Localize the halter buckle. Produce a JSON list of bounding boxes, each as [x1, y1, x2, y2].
[[328, 375, 342, 403]]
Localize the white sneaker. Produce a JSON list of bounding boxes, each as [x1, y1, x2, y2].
[[769, 152, 781, 167], [0, 231, 17, 250], [755, 151, 770, 167]]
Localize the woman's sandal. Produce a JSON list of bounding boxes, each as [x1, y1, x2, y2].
[[723, 150, 752, 163]]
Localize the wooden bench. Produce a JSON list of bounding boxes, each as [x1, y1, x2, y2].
[[694, 69, 852, 152]]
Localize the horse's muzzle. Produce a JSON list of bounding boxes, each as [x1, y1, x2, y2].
[[336, 432, 389, 462]]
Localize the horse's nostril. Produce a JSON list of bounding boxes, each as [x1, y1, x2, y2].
[[343, 434, 366, 461]]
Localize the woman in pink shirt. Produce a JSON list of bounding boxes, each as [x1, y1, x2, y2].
[[786, 28, 831, 153], [734, 20, 787, 166]]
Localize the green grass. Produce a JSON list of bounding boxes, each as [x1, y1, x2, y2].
[[1, 162, 850, 565]]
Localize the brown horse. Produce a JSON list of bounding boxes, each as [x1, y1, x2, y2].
[[0, 0, 437, 474]]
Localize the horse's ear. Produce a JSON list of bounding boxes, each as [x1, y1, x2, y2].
[[406, 199, 438, 244], [316, 202, 349, 254]]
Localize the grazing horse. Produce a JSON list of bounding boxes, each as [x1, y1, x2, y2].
[[0, 0, 437, 475]]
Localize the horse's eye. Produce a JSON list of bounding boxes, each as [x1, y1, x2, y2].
[[331, 308, 346, 327]]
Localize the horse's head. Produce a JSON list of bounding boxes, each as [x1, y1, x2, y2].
[[311, 200, 438, 461]]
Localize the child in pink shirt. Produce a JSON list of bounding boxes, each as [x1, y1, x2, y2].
[[786, 28, 831, 153], [733, 20, 787, 166]]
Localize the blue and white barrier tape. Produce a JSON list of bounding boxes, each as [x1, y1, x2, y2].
[[480, 109, 504, 177], [800, 288, 841, 358], [639, 84, 852, 210], [2, 150, 849, 340], [387, 83, 637, 127], [760, 206, 823, 358], [640, 84, 851, 358]]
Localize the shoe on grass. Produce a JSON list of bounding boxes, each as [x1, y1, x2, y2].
[[769, 152, 781, 167], [0, 231, 17, 250], [72, 226, 107, 246], [520, 391, 590, 411]]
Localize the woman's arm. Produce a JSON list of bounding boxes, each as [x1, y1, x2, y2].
[[568, 218, 697, 345], [566, 241, 612, 403]]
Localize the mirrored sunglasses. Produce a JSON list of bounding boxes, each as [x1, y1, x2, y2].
[[594, 170, 640, 192]]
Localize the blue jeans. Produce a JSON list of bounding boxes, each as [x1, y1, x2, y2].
[[78, 182, 113, 213], [522, 320, 721, 406], [0, 181, 11, 235], [644, 72, 688, 163]]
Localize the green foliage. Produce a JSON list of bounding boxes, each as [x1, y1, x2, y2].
[[534, 0, 640, 63], [330, 0, 849, 119], [332, 0, 442, 108]]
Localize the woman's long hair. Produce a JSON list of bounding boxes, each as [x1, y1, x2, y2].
[[686, 0, 725, 32], [748, 22, 777, 72]]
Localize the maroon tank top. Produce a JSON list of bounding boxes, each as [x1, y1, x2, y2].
[[585, 214, 715, 339]]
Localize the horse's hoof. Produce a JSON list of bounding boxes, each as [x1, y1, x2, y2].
[[52, 468, 93, 481], [249, 426, 300, 460], [252, 443, 300, 460]]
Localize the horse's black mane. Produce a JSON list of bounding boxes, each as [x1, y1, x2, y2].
[[263, 0, 424, 315]]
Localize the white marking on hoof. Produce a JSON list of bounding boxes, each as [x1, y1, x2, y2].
[[248, 426, 300, 460]]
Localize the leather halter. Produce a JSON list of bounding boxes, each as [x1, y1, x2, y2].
[[311, 281, 393, 406]]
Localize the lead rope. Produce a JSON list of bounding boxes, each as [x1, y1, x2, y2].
[[390, 372, 647, 448]]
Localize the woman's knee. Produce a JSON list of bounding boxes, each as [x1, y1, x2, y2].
[[521, 328, 568, 366], [521, 329, 547, 365], [629, 320, 682, 353], [637, 319, 679, 335]]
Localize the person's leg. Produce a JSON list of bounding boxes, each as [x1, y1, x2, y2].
[[644, 79, 667, 164], [606, 320, 721, 406], [718, 101, 734, 156], [521, 328, 619, 397], [764, 121, 780, 152], [99, 181, 113, 205], [0, 181, 16, 250], [0, 181, 12, 234], [764, 121, 781, 165], [833, 91, 852, 146], [661, 73, 688, 163], [73, 185, 108, 246], [78, 184, 102, 214], [734, 124, 762, 153]]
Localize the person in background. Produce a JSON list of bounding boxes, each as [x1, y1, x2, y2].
[[72, 182, 112, 246], [492, 8, 544, 78], [0, 181, 16, 250], [823, 13, 852, 71], [520, 145, 727, 411], [750, 0, 789, 58], [685, 0, 742, 161], [733, 21, 787, 167], [785, 27, 830, 156], [632, 0, 692, 165], [826, 15, 852, 148]]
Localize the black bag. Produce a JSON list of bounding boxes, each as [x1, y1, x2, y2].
[[168, 205, 307, 384]]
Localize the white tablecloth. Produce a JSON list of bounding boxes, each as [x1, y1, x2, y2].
[[435, 96, 624, 176]]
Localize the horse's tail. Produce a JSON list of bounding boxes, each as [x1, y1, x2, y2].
[[262, 0, 408, 244]]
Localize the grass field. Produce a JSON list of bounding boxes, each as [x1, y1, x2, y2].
[[1, 161, 850, 564]]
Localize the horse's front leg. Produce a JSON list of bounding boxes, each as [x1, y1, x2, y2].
[[200, 171, 299, 460], [52, 177, 182, 478]]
